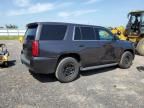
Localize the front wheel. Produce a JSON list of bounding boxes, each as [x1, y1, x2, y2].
[[55, 57, 80, 83], [3, 61, 8, 67], [119, 51, 134, 69]]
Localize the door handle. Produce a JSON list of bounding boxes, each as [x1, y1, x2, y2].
[[21, 50, 23, 54], [23, 44, 26, 48], [79, 45, 85, 47]]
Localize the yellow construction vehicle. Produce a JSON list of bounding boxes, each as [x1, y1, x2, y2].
[[19, 36, 24, 43], [111, 10, 144, 56], [0, 44, 9, 67]]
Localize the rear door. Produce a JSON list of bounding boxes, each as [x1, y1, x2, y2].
[[95, 27, 117, 64], [22, 24, 38, 60], [38, 24, 68, 58], [73, 26, 102, 67]]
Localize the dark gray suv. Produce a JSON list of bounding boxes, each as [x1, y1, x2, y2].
[[21, 22, 135, 82]]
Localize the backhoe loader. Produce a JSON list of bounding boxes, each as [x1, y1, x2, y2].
[[111, 11, 144, 56]]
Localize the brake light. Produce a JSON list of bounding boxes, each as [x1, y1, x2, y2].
[[32, 40, 39, 57]]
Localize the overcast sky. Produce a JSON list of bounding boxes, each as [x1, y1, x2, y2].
[[0, 0, 144, 28]]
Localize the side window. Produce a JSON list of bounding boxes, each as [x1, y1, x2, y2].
[[80, 27, 95, 40], [74, 27, 81, 40], [98, 29, 114, 40], [40, 25, 67, 40]]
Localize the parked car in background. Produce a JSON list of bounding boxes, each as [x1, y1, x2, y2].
[[21, 22, 135, 83]]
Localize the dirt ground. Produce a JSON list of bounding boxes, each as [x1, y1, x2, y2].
[[0, 40, 144, 108]]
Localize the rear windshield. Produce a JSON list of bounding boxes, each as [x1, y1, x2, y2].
[[40, 25, 67, 40], [25, 27, 37, 40], [142, 16, 144, 24]]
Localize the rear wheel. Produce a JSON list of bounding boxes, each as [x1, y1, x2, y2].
[[55, 57, 80, 83], [119, 51, 133, 69], [136, 38, 144, 56]]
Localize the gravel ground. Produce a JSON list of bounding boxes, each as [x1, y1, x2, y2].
[[0, 40, 144, 108]]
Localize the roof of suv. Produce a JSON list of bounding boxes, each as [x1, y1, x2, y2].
[[27, 22, 104, 28]]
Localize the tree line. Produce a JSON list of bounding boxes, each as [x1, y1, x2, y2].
[[5, 24, 18, 29], [0, 24, 18, 29]]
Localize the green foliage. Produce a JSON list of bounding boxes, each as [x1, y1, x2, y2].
[[0, 36, 23, 40], [5, 24, 18, 29]]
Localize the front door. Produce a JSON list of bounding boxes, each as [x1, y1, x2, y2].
[[95, 28, 117, 65], [140, 14, 144, 34], [73, 26, 103, 68]]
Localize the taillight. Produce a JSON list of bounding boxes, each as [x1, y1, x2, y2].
[[32, 40, 39, 57]]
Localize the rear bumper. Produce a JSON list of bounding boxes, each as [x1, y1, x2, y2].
[[21, 54, 58, 74]]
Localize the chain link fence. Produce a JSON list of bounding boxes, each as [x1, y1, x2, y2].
[[0, 29, 26, 36]]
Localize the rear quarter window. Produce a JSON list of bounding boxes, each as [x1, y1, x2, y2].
[[40, 25, 67, 40], [25, 27, 37, 40]]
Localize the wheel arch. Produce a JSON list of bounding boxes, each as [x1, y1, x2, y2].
[[57, 53, 81, 64], [124, 49, 135, 58]]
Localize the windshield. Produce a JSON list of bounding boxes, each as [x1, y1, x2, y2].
[[130, 15, 141, 24]]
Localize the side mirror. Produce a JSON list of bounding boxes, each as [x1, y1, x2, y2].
[[113, 35, 119, 41]]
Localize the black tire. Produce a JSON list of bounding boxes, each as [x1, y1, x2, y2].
[[119, 51, 133, 69], [3, 62, 8, 67], [136, 38, 144, 56], [55, 57, 80, 83]]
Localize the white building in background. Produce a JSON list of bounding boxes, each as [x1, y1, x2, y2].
[[0, 29, 26, 36]]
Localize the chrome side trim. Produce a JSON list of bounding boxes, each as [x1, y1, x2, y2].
[[80, 63, 118, 71]]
